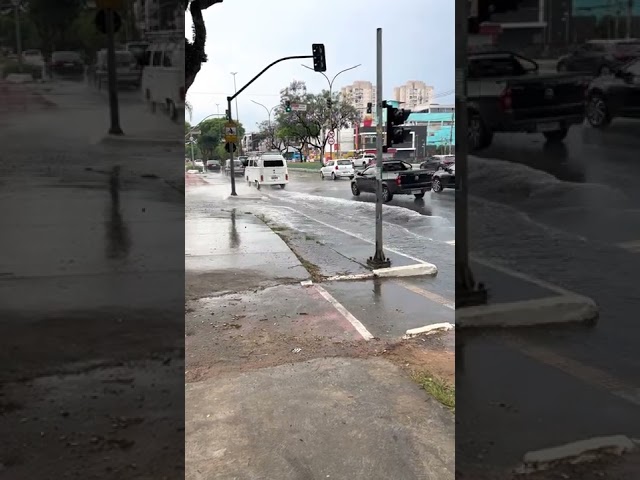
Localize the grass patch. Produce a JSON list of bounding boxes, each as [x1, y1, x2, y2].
[[287, 162, 323, 170], [413, 372, 455, 412]]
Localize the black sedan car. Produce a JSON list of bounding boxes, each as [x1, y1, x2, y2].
[[585, 58, 640, 128], [557, 39, 640, 76], [431, 162, 455, 194], [49, 51, 85, 78], [206, 160, 221, 172]]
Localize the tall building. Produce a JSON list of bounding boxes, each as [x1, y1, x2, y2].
[[340, 81, 377, 119], [393, 81, 434, 109]]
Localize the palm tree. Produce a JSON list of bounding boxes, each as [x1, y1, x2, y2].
[[186, 100, 193, 122]]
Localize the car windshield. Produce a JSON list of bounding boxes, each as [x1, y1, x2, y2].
[[337, 160, 352, 165], [52, 51, 80, 61], [383, 162, 411, 172]]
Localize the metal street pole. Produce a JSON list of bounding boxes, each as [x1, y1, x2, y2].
[[106, 8, 123, 135], [367, 28, 390, 269], [227, 97, 237, 196], [190, 135, 195, 164], [301, 63, 361, 161], [231, 72, 242, 154], [458, 0, 487, 307], [12, 0, 22, 70], [627, 0, 634, 38]]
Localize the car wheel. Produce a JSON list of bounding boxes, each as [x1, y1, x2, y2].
[[468, 111, 492, 151], [320, 172, 325, 179], [557, 62, 567, 72], [382, 185, 393, 202], [279, 184, 286, 189], [168, 100, 178, 122], [543, 128, 568, 143], [586, 94, 611, 128], [349, 176, 354, 180], [255, 181, 261, 190], [414, 193, 425, 199], [331, 173, 337, 180], [351, 182, 360, 196]]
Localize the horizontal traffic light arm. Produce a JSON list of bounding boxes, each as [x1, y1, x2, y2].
[[226, 54, 313, 104]]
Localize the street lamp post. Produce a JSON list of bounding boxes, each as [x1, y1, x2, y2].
[[301, 63, 361, 161], [252, 100, 279, 152], [12, 0, 22, 70], [230, 72, 241, 154]]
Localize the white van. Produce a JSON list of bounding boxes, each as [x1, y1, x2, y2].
[[141, 38, 184, 121], [245, 152, 289, 189]]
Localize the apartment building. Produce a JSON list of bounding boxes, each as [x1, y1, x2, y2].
[[340, 81, 377, 119], [393, 81, 434, 109]]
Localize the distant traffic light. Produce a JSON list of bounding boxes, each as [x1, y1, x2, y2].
[[312, 43, 326, 72], [285, 100, 291, 112], [327, 98, 332, 109], [366, 102, 372, 114], [383, 102, 411, 148]]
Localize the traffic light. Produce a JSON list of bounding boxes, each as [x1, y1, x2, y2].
[[285, 100, 291, 112], [366, 102, 372, 114], [327, 98, 332, 108], [383, 102, 411, 148], [312, 43, 326, 72]]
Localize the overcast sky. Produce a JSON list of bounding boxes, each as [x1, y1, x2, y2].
[[186, 0, 454, 131]]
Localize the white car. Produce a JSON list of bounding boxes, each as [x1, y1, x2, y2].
[[22, 49, 44, 66], [194, 160, 204, 171], [321, 159, 355, 180]]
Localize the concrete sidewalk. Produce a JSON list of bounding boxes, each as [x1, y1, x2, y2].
[[184, 207, 455, 479]]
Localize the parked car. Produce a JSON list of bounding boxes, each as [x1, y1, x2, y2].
[[194, 159, 204, 171], [585, 58, 640, 128], [350, 160, 432, 202], [420, 155, 455, 171], [431, 162, 455, 194], [245, 152, 288, 189], [49, 51, 84, 78], [467, 50, 586, 151], [206, 160, 221, 172], [224, 159, 246, 178], [321, 159, 355, 180], [94, 49, 140, 89], [22, 49, 44, 66], [557, 39, 640, 76]]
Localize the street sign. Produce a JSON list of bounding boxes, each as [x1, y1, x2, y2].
[[191, 129, 201, 135], [225, 142, 237, 153], [327, 137, 335, 145], [95, 9, 122, 34], [97, 0, 123, 9], [327, 131, 335, 138], [224, 123, 238, 143], [290, 103, 307, 112]]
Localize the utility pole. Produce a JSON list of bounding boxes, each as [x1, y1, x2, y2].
[[231, 72, 241, 155], [12, 0, 22, 71], [367, 28, 390, 270], [458, 0, 487, 307], [627, 0, 634, 38], [106, 7, 123, 135]]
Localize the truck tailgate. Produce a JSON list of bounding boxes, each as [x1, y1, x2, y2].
[[397, 170, 432, 187]]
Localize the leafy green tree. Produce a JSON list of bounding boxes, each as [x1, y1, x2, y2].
[[27, 0, 85, 56], [185, 0, 223, 93]]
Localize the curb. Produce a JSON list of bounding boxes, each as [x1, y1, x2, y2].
[[516, 435, 636, 474], [373, 263, 437, 278], [404, 322, 453, 338], [456, 294, 598, 328]]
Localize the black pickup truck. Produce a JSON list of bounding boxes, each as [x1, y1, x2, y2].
[[350, 160, 432, 202], [467, 50, 587, 151]]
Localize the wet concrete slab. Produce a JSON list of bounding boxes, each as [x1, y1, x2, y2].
[[186, 357, 454, 480], [322, 278, 454, 339], [471, 260, 555, 304]]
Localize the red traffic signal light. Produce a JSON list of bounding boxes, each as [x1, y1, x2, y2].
[[312, 43, 326, 72]]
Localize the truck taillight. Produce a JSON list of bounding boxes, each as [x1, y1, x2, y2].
[[179, 87, 185, 101], [335, 165, 339, 170], [260, 175, 264, 182], [499, 87, 512, 111], [285, 174, 289, 181], [396, 176, 402, 186]]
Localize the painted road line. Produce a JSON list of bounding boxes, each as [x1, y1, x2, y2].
[[503, 334, 640, 408], [446, 240, 455, 245], [314, 284, 374, 341], [617, 240, 640, 253], [277, 205, 428, 265], [373, 263, 437, 277], [393, 280, 455, 310]]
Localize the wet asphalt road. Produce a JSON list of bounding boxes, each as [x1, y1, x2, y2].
[[192, 170, 455, 338], [462, 117, 640, 468]]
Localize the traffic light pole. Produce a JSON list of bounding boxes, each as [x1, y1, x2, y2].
[[367, 28, 391, 270], [106, 8, 123, 135], [457, 1, 488, 307], [225, 53, 314, 196]]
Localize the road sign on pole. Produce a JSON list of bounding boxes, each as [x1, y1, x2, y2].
[[224, 142, 237, 153], [290, 103, 307, 112], [327, 137, 335, 145], [224, 123, 238, 143]]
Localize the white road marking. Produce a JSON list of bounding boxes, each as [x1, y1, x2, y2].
[[314, 285, 374, 341], [617, 240, 640, 253], [393, 280, 455, 310], [446, 240, 455, 245], [325, 273, 374, 281], [277, 205, 428, 265]]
